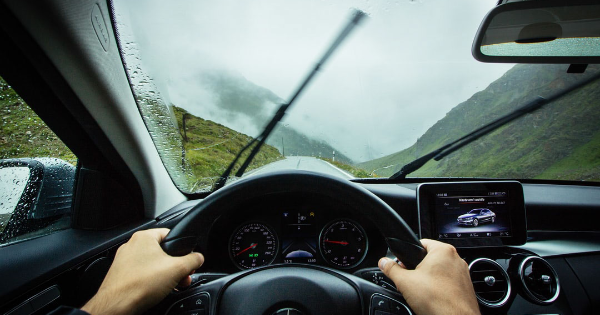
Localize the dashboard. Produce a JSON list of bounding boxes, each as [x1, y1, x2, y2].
[[202, 193, 387, 273], [203, 181, 529, 273], [170, 180, 600, 315]]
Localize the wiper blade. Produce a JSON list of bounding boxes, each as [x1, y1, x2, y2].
[[212, 9, 367, 191], [390, 70, 600, 180]]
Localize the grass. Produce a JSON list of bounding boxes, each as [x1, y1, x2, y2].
[[536, 130, 600, 181], [0, 77, 76, 163], [173, 106, 283, 190]]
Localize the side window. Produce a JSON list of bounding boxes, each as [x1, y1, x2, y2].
[[0, 75, 76, 246]]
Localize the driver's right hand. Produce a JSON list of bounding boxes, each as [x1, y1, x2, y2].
[[378, 239, 481, 315]]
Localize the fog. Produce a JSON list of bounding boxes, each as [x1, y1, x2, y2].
[[115, 0, 513, 162]]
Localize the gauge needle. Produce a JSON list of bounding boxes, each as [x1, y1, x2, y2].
[[235, 243, 257, 256], [324, 240, 349, 245]]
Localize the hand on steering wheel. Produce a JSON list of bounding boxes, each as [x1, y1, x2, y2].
[[82, 229, 204, 315]]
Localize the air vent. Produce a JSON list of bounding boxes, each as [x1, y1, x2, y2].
[[518, 256, 560, 304], [469, 258, 511, 307]]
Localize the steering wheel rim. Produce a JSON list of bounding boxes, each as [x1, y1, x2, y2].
[[158, 171, 424, 315], [162, 170, 425, 269]]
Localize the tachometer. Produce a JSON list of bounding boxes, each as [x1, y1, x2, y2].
[[229, 222, 278, 269], [319, 220, 368, 269]]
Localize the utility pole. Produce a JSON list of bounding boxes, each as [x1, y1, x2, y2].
[[333, 151, 335, 162], [282, 137, 285, 156]]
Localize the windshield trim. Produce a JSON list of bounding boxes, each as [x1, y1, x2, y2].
[[351, 177, 600, 187]]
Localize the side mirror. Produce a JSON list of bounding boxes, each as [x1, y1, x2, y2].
[[0, 158, 75, 244], [473, 0, 600, 63]]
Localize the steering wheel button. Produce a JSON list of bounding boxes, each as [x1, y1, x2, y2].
[[167, 302, 188, 315], [371, 295, 391, 310], [168, 293, 209, 315], [186, 295, 209, 308], [192, 297, 207, 307], [389, 300, 411, 315]]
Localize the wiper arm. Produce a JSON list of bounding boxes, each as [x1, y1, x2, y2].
[[390, 70, 600, 180], [212, 10, 367, 191]]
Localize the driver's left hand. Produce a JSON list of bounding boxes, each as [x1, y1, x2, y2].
[[81, 228, 204, 315]]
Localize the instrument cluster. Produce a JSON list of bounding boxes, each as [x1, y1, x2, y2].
[[205, 199, 386, 272]]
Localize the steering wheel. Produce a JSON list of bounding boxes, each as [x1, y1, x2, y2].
[[157, 171, 426, 315]]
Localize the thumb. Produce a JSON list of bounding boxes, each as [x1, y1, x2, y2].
[[378, 257, 412, 293]]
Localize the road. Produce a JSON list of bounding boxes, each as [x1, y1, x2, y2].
[[244, 156, 354, 180]]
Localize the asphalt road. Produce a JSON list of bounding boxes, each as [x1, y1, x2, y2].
[[244, 156, 354, 180]]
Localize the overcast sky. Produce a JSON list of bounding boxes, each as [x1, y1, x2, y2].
[[116, 0, 514, 162]]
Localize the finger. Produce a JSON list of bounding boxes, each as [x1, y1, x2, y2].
[[378, 257, 411, 292], [419, 238, 447, 253], [146, 228, 171, 243], [132, 228, 171, 244], [178, 252, 205, 274], [178, 275, 193, 288], [419, 238, 435, 249], [420, 238, 458, 257]]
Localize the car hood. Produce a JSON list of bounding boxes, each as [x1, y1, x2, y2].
[[458, 214, 478, 219]]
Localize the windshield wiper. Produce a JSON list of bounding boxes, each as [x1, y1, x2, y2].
[[212, 10, 366, 191], [390, 70, 600, 180]]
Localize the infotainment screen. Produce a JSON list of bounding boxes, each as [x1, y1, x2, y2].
[[417, 181, 526, 247]]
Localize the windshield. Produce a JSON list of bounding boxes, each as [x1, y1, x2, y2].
[[112, 0, 600, 193]]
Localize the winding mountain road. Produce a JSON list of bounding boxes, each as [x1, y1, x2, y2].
[[244, 156, 354, 180]]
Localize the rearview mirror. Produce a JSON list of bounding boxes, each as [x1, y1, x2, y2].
[[473, 0, 600, 63]]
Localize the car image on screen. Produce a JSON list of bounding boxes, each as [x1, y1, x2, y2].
[[457, 209, 496, 227]]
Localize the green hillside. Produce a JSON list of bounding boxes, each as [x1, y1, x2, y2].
[[359, 64, 600, 181], [0, 74, 282, 192], [173, 106, 283, 189], [0, 76, 76, 163]]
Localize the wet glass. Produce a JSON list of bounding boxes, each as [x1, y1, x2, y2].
[[0, 75, 76, 245], [113, 0, 600, 189], [0, 167, 29, 234]]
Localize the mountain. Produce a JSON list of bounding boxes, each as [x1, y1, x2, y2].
[[172, 106, 283, 188], [359, 64, 600, 181], [191, 70, 352, 163]]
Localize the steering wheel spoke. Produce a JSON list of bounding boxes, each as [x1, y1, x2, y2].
[[350, 273, 414, 315], [151, 274, 231, 315], [152, 264, 414, 315]]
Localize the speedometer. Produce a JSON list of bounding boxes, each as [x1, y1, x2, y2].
[[319, 220, 368, 269], [229, 222, 278, 269]]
